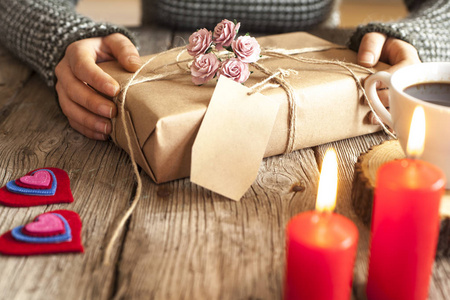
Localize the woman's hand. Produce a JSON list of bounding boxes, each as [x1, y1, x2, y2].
[[55, 33, 141, 140], [357, 32, 421, 124]]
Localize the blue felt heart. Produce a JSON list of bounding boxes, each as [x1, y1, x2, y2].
[[6, 169, 57, 196], [11, 213, 72, 244]]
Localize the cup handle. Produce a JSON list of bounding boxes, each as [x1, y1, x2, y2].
[[364, 71, 393, 128]]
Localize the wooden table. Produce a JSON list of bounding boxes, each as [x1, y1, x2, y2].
[[0, 26, 448, 300]]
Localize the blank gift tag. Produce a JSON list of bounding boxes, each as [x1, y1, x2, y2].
[[191, 76, 280, 201]]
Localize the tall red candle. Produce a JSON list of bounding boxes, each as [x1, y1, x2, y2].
[[367, 107, 446, 300], [285, 149, 359, 300]]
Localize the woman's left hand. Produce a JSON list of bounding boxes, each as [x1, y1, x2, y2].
[[357, 32, 421, 124]]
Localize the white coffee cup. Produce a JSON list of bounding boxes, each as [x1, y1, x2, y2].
[[365, 62, 450, 188]]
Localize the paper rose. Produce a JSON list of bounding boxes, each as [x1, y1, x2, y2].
[[232, 36, 261, 63], [219, 58, 250, 83], [187, 28, 212, 57], [213, 19, 240, 51], [191, 53, 220, 85], [188, 20, 261, 85]]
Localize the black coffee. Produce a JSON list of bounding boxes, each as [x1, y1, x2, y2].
[[403, 82, 450, 107]]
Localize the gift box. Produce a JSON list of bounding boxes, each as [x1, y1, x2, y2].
[[99, 32, 388, 184]]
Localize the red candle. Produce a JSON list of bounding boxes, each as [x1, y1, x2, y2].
[[285, 149, 359, 300], [367, 106, 446, 300]]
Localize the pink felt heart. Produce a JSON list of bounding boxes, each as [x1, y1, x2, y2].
[[0, 210, 84, 256], [0, 168, 73, 207], [18, 170, 51, 188], [22, 213, 65, 237]]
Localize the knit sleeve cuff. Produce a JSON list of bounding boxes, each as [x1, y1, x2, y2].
[[0, 0, 138, 87], [348, 0, 450, 63], [348, 22, 415, 57]]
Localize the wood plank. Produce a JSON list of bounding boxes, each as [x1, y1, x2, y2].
[[430, 254, 450, 299], [0, 71, 136, 298], [0, 25, 175, 299], [315, 132, 388, 300], [113, 28, 403, 300], [113, 28, 318, 299], [315, 132, 450, 300], [114, 149, 319, 299], [0, 44, 33, 123]]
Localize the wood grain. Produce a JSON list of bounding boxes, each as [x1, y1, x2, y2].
[[315, 131, 389, 300], [352, 140, 403, 224], [0, 51, 136, 299], [113, 28, 324, 300], [114, 150, 319, 300], [0, 25, 449, 300], [0, 45, 33, 125]]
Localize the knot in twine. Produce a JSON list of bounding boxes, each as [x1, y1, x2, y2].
[[247, 68, 298, 95], [102, 44, 395, 265]]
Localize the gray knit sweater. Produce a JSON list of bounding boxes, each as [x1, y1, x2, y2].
[[0, 0, 449, 87]]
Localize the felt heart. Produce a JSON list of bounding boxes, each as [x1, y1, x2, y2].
[[15, 177, 52, 190], [16, 170, 52, 189], [18, 170, 52, 189], [0, 210, 83, 256], [13, 213, 70, 242], [0, 168, 73, 207], [6, 169, 57, 196], [22, 213, 65, 237]]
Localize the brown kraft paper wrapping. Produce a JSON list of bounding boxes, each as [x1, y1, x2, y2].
[[99, 31, 389, 184]]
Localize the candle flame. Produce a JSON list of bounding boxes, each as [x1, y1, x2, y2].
[[406, 106, 426, 158], [316, 149, 338, 213]]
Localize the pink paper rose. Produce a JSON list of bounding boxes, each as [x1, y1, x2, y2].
[[219, 58, 250, 83], [187, 28, 212, 57], [191, 53, 220, 85], [232, 36, 261, 63], [213, 19, 240, 51]]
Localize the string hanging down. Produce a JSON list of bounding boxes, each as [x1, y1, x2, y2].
[[102, 44, 394, 265]]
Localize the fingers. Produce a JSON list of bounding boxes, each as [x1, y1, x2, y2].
[[60, 62, 117, 118], [381, 38, 422, 73], [377, 87, 390, 108], [57, 84, 112, 140], [55, 34, 140, 140], [364, 85, 389, 125], [103, 33, 141, 72], [66, 41, 120, 98], [367, 110, 392, 129], [367, 111, 380, 125], [358, 32, 387, 67], [69, 119, 109, 141], [359, 34, 421, 126], [55, 57, 115, 140]]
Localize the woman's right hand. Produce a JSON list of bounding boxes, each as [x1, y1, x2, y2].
[[55, 33, 141, 140]]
